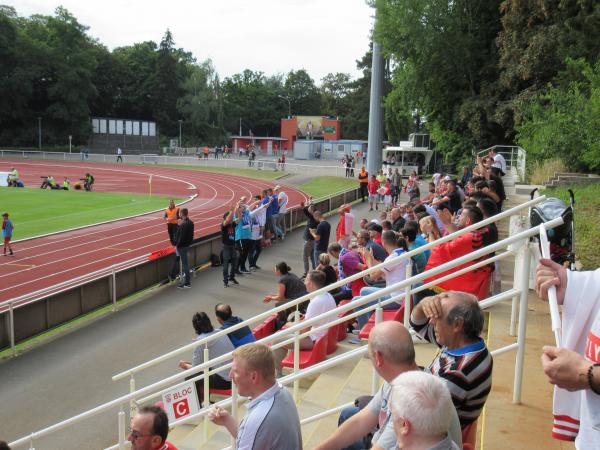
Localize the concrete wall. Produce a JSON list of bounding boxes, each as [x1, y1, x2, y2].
[[0, 187, 360, 351]]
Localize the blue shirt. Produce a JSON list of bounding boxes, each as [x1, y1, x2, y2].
[[267, 195, 279, 216], [220, 316, 256, 348], [235, 209, 252, 240], [2, 219, 13, 238]]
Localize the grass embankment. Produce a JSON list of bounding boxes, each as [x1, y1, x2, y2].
[[0, 188, 182, 240], [161, 164, 286, 181], [299, 176, 358, 199], [545, 184, 600, 269]]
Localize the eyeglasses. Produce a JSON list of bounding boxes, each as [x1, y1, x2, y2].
[[128, 427, 154, 440]]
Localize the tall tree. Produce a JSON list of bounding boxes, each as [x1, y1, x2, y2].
[[284, 69, 322, 115]]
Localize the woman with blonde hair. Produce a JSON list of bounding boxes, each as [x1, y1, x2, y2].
[[419, 215, 441, 243]]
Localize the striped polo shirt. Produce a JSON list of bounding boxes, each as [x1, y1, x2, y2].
[[410, 316, 493, 427]]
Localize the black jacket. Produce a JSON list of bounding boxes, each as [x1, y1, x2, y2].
[[175, 218, 194, 248]]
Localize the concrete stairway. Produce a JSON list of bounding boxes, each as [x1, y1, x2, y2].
[[545, 172, 600, 187]]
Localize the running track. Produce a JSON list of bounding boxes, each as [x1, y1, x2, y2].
[[0, 160, 308, 304]]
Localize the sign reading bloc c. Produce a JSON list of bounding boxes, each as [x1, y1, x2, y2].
[[161, 381, 200, 423]]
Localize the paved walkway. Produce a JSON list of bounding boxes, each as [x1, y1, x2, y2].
[[0, 194, 365, 449]]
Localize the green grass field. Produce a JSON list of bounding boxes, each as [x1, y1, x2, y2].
[[546, 184, 600, 269], [161, 164, 286, 181], [0, 188, 183, 240], [299, 176, 358, 199]]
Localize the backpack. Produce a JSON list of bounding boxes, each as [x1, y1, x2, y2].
[[210, 253, 222, 267]]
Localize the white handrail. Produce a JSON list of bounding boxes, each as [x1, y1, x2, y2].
[[112, 195, 545, 381], [9, 215, 559, 449]]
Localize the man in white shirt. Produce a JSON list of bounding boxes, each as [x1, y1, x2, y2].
[[272, 270, 337, 370], [351, 230, 409, 332], [488, 148, 506, 176], [208, 343, 302, 450], [275, 186, 288, 240]]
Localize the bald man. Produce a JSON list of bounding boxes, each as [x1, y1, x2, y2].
[[314, 322, 461, 450], [410, 291, 493, 429]]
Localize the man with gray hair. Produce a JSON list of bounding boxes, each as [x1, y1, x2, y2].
[[410, 291, 493, 429], [314, 322, 461, 450], [390, 371, 460, 449]]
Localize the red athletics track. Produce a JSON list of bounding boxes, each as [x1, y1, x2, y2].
[[0, 160, 309, 304]]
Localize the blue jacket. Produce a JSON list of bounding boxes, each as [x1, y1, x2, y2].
[[235, 209, 252, 240], [220, 316, 256, 347]]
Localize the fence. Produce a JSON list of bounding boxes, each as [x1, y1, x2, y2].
[[0, 149, 352, 178], [8, 195, 559, 449], [0, 186, 361, 354]]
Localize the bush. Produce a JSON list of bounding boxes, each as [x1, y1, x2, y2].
[[529, 159, 567, 185]]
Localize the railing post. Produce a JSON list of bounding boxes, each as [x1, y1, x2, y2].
[[118, 406, 126, 450], [403, 261, 412, 328], [129, 375, 137, 417], [111, 267, 117, 311], [231, 382, 238, 448], [371, 306, 383, 395], [293, 308, 300, 402], [9, 302, 16, 357], [28, 434, 35, 450], [203, 347, 210, 442], [513, 241, 531, 404], [328, 196, 332, 213]]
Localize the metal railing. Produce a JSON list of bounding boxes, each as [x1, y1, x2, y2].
[[8, 195, 557, 449], [0, 149, 352, 178], [477, 145, 527, 183]]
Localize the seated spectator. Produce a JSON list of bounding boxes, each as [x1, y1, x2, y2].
[[390, 207, 406, 233], [417, 206, 493, 300], [316, 253, 338, 289], [368, 222, 384, 246], [356, 230, 388, 261], [40, 175, 54, 189], [62, 177, 70, 190], [128, 406, 178, 450], [327, 242, 366, 304], [381, 220, 392, 232], [432, 179, 461, 213], [419, 216, 441, 243], [178, 312, 234, 405], [314, 322, 461, 450], [83, 173, 94, 191], [390, 371, 460, 450], [263, 262, 308, 328], [351, 231, 410, 334], [215, 303, 256, 347], [400, 225, 429, 274], [414, 203, 446, 235], [410, 292, 493, 428], [272, 270, 337, 372], [208, 343, 302, 449]]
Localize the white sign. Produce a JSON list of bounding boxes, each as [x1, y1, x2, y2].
[[161, 381, 200, 422], [0, 172, 9, 187]]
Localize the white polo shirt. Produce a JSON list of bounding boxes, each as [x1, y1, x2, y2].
[[304, 292, 337, 341]]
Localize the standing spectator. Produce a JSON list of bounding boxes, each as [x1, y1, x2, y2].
[[263, 262, 308, 328], [350, 156, 355, 177], [222, 203, 240, 288], [235, 198, 252, 274], [170, 208, 194, 288], [203, 146, 209, 159], [383, 179, 393, 211], [391, 168, 402, 206], [128, 406, 178, 450], [214, 146, 220, 159], [314, 322, 462, 450], [208, 343, 302, 450], [488, 148, 506, 176], [368, 174, 380, 211], [410, 291, 493, 428], [116, 147, 123, 162], [163, 199, 180, 246], [178, 312, 234, 405], [535, 258, 600, 446], [310, 211, 331, 269], [2, 213, 14, 256], [249, 194, 268, 270], [272, 270, 337, 371], [345, 156, 352, 177], [390, 371, 461, 450], [281, 153, 286, 170], [358, 166, 369, 202], [265, 188, 279, 243], [460, 165, 472, 187], [302, 200, 319, 275], [275, 185, 288, 240], [215, 303, 256, 347]]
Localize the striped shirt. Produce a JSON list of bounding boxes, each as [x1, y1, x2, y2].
[[409, 316, 493, 427]]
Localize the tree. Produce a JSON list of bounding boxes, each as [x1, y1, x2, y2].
[[284, 69, 322, 115], [320, 72, 352, 118]]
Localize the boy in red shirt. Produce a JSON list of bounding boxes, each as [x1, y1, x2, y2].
[[367, 175, 380, 212]]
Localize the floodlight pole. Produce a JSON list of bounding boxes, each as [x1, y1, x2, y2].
[[178, 120, 183, 148], [366, 15, 384, 177], [278, 95, 291, 119], [38, 117, 42, 150], [69, 135, 72, 153]]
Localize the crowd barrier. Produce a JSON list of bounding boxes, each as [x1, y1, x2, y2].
[[0, 186, 361, 354], [7, 195, 559, 449]]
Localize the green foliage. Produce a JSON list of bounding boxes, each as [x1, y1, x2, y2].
[[516, 59, 600, 171], [284, 69, 322, 116]]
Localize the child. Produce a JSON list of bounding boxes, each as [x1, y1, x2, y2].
[[2, 212, 14, 256], [383, 180, 393, 211]]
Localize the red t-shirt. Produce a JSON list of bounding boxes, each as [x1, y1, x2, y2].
[[368, 179, 380, 194]]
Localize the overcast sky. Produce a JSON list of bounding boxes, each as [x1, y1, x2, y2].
[[7, 0, 374, 83]]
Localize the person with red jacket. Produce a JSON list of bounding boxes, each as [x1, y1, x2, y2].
[[367, 175, 380, 212], [417, 206, 493, 301]]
